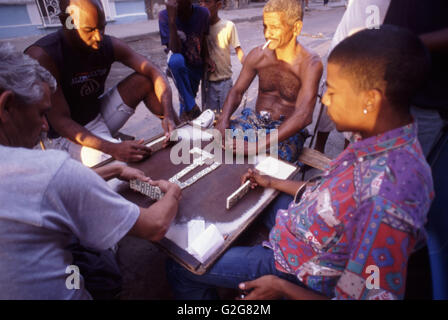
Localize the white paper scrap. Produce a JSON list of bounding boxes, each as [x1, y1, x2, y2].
[[255, 156, 296, 180], [187, 218, 205, 249], [188, 224, 225, 263]]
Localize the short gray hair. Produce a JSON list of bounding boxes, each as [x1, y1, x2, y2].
[[0, 43, 56, 104], [263, 0, 303, 25]]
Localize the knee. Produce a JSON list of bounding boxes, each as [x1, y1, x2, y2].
[[128, 73, 153, 94], [168, 53, 186, 72]]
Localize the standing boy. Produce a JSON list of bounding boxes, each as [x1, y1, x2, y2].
[[200, 0, 244, 114], [159, 0, 211, 122]]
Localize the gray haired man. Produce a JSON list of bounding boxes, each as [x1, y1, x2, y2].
[[0, 44, 181, 299], [214, 0, 323, 163]]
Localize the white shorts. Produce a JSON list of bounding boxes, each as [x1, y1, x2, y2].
[[44, 86, 135, 167]]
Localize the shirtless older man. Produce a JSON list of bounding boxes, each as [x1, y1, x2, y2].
[[25, 0, 177, 167], [215, 0, 323, 163]]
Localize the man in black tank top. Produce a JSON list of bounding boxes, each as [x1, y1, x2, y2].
[[25, 0, 177, 167]]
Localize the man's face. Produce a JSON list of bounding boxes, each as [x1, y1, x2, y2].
[[199, 0, 220, 18], [263, 12, 295, 50], [322, 63, 365, 132], [67, 0, 106, 50], [8, 83, 51, 148]]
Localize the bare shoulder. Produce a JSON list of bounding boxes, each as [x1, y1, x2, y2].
[[244, 45, 273, 68], [298, 45, 323, 76], [110, 35, 127, 49], [24, 45, 60, 80], [109, 36, 130, 55], [110, 36, 142, 63]]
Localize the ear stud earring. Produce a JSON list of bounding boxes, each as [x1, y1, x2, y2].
[[363, 109, 368, 115]]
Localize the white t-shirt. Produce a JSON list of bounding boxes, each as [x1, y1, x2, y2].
[[207, 19, 241, 82], [330, 0, 391, 51], [0, 146, 139, 299]]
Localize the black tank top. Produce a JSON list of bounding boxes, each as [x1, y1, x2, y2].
[[30, 30, 115, 132]]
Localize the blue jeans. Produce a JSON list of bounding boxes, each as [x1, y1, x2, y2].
[[168, 53, 203, 115], [166, 193, 301, 300], [203, 78, 233, 114]]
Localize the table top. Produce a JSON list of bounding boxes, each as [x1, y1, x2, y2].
[[105, 133, 300, 274]]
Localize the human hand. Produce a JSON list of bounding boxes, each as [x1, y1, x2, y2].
[[117, 166, 150, 182], [241, 168, 271, 188], [215, 119, 229, 147], [149, 179, 182, 200], [110, 139, 151, 162], [237, 275, 283, 300], [161, 116, 177, 147]]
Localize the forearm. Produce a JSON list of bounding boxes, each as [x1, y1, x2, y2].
[[220, 89, 244, 123], [93, 164, 124, 181], [143, 66, 175, 119], [270, 178, 305, 196], [236, 47, 245, 64], [160, 88, 176, 119], [153, 189, 180, 228], [52, 116, 115, 153], [168, 22, 182, 53], [139, 189, 179, 241], [263, 105, 314, 149], [261, 119, 308, 152]]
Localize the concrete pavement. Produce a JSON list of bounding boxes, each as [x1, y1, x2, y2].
[[2, 0, 347, 52]]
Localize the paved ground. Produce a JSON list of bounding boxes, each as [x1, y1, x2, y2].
[[3, 1, 347, 300]]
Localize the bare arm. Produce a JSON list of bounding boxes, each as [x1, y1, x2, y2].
[[93, 163, 150, 182], [235, 46, 245, 64], [242, 168, 304, 196], [25, 46, 115, 153], [239, 275, 328, 300], [165, 0, 182, 53], [25, 46, 151, 163], [128, 180, 181, 241], [112, 37, 176, 127], [215, 47, 260, 134]]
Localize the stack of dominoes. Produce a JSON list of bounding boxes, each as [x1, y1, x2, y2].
[[146, 136, 166, 153], [130, 180, 164, 200]]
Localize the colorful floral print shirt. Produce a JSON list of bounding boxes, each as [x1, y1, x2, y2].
[[265, 122, 434, 299]]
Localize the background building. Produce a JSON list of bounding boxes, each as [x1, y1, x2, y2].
[[0, 0, 252, 39]]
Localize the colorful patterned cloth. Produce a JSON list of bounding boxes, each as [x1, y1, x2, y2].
[[264, 122, 434, 299], [229, 108, 306, 163]]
